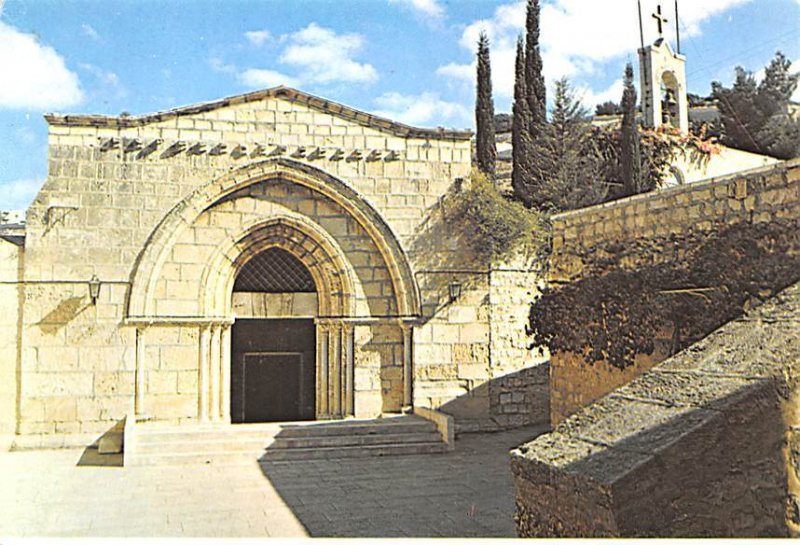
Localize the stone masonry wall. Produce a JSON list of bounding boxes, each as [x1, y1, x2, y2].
[[546, 160, 800, 424], [414, 266, 549, 433], [403, 180, 550, 432], [13, 90, 472, 443], [550, 160, 800, 280], [0, 239, 21, 435], [512, 281, 800, 537]]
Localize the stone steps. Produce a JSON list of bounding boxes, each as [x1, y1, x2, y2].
[[125, 415, 447, 466]]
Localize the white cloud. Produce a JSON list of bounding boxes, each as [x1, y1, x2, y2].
[[236, 23, 378, 89], [373, 91, 469, 126], [279, 23, 378, 85], [438, 0, 754, 100], [239, 68, 300, 89], [0, 22, 83, 110], [244, 29, 271, 47], [388, 0, 445, 20], [0, 178, 43, 210], [575, 79, 624, 109]]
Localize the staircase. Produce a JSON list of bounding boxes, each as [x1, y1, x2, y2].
[[124, 414, 449, 466]]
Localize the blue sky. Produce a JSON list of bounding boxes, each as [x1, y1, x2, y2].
[[1, 0, 798, 211]]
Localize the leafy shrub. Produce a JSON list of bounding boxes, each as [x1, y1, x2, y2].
[[447, 170, 546, 263]]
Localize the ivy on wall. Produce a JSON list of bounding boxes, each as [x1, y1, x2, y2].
[[529, 219, 800, 369]]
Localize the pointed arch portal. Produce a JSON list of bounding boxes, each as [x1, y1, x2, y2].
[[126, 158, 419, 423]]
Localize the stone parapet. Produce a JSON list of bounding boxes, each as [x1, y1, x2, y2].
[[550, 159, 800, 280]]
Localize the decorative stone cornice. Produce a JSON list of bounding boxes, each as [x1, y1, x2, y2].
[[45, 86, 473, 141]]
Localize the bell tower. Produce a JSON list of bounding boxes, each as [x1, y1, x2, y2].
[[638, 3, 689, 133]]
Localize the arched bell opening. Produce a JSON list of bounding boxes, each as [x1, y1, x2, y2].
[[660, 71, 682, 129]]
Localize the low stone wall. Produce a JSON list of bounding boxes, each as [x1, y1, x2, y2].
[[544, 160, 800, 424], [511, 281, 800, 537], [550, 160, 800, 280]]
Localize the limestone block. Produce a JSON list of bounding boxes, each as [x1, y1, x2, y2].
[[94, 371, 135, 396], [177, 370, 198, 394], [354, 368, 379, 391], [459, 323, 490, 343], [45, 398, 78, 422], [147, 370, 178, 395], [21, 398, 46, 422], [27, 372, 94, 397], [453, 343, 489, 365], [416, 364, 458, 380], [37, 346, 79, 370], [17, 421, 56, 434], [148, 394, 196, 419], [98, 431, 124, 454], [458, 363, 491, 381]]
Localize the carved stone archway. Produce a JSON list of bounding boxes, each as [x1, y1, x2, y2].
[[196, 215, 359, 421], [126, 159, 419, 422]]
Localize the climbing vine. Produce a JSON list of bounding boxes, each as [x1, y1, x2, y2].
[[529, 219, 800, 369]]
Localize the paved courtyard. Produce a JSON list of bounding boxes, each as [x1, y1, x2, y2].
[[0, 424, 545, 538]]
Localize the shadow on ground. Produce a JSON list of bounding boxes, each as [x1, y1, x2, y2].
[[76, 447, 123, 467], [257, 424, 546, 538]]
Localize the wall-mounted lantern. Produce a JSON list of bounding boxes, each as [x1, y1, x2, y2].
[[448, 281, 463, 302], [88, 275, 101, 305]]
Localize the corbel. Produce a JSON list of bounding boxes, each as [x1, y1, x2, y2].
[[160, 141, 186, 159], [137, 139, 161, 159]]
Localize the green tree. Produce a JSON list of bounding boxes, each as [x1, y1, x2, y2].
[[620, 63, 643, 196], [524, 0, 547, 129], [512, 36, 536, 207], [528, 78, 606, 211], [595, 101, 622, 116], [475, 31, 496, 177], [712, 51, 800, 159]]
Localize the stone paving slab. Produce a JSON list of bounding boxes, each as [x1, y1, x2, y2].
[[0, 425, 545, 538]]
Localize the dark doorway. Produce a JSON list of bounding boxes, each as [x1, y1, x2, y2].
[[231, 319, 316, 423]]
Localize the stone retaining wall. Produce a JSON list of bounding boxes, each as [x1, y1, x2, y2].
[[512, 281, 800, 537], [550, 160, 800, 280], [546, 160, 800, 424]]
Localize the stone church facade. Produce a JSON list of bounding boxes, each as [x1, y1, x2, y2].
[[1, 87, 548, 448]]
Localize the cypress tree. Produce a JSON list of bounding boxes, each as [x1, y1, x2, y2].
[[475, 31, 496, 177], [525, 0, 547, 128], [512, 35, 535, 206], [620, 62, 643, 196]]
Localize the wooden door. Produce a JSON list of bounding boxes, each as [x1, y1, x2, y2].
[[231, 319, 316, 423]]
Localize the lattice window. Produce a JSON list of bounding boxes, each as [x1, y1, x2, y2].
[[233, 247, 316, 293]]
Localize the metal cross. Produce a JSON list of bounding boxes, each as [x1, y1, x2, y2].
[[652, 4, 669, 37]]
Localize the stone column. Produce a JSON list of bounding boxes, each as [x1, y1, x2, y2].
[[317, 323, 329, 419], [198, 325, 210, 422], [330, 322, 342, 418], [220, 325, 231, 423], [209, 325, 221, 422], [343, 324, 355, 417], [134, 326, 146, 418], [401, 323, 414, 409]]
